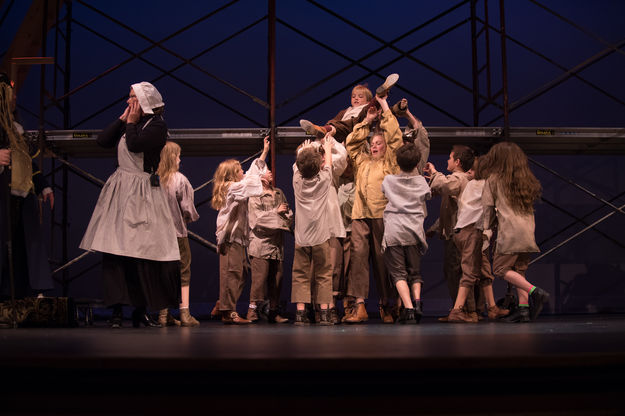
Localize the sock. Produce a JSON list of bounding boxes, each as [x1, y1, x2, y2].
[[180, 306, 189, 310], [519, 303, 529, 308], [529, 286, 537, 294]]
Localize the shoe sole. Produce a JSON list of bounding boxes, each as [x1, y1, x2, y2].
[[376, 73, 399, 95], [299, 119, 314, 134]]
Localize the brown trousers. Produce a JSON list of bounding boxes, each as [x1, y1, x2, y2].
[[177, 237, 192, 287], [250, 257, 283, 309], [384, 245, 423, 286], [218, 242, 246, 312], [453, 225, 494, 288], [493, 252, 530, 279], [348, 218, 392, 300], [291, 241, 333, 304], [444, 237, 477, 313]]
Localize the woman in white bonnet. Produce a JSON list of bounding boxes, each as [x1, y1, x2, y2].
[[80, 81, 181, 328]]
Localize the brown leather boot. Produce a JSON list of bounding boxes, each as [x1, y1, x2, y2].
[[379, 304, 395, 324], [341, 298, 355, 323], [268, 310, 289, 324], [158, 309, 181, 327], [487, 305, 510, 320], [446, 308, 477, 323], [221, 311, 251, 325], [180, 308, 200, 327], [345, 302, 368, 324], [246, 306, 259, 323]]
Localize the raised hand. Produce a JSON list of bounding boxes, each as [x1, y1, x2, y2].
[[365, 105, 379, 124], [127, 100, 142, 124], [277, 203, 289, 214], [119, 106, 130, 122], [260, 135, 271, 161]]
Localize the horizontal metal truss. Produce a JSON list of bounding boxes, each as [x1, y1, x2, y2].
[[43, 126, 625, 158]]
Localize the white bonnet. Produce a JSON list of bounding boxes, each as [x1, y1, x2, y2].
[[131, 81, 164, 114]]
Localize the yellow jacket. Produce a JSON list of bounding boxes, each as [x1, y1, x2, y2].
[[346, 109, 402, 220]]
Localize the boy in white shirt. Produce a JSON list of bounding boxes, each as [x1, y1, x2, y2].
[[291, 135, 335, 325]]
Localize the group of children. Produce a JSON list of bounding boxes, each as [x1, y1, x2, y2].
[[208, 73, 550, 325]]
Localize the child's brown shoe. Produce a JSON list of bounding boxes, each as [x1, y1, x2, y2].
[[299, 119, 326, 138], [376, 73, 399, 97]]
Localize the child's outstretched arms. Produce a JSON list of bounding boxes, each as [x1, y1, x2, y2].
[[260, 135, 270, 161], [322, 133, 333, 169]]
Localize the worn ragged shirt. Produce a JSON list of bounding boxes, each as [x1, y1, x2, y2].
[[215, 159, 265, 246], [293, 165, 334, 247], [381, 172, 431, 252], [161, 171, 199, 238], [346, 109, 402, 220], [430, 170, 470, 240], [482, 176, 540, 254], [248, 187, 293, 260], [455, 179, 485, 231]]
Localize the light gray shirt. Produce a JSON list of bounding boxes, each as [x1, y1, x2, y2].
[[381, 172, 431, 252]]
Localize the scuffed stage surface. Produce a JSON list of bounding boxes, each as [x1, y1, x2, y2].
[[2, 314, 625, 415]]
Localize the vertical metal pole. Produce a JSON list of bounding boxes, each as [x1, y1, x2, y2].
[[268, 0, 276, 185], [555, 264, 561, 314], [484, 0, 492, 100], [64, 1, 72, 130], [38, 0, 49, 172], [62, 1, 72, 296], [62, 154, 68, 296], [470, 0, 479, 126], [499, 0, 510, 138]]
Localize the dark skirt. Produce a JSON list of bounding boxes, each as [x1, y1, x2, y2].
[[1, 176, 54, 299], [102, 253, 181, 310]]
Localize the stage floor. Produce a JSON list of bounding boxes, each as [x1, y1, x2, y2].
[[2, 314, 625, 415]]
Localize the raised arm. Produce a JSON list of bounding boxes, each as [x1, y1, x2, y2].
[[376, 95, 402, 173], [259, 135, 270, 162], [96, 119, 125, 148], [346, 106, 377, 170]]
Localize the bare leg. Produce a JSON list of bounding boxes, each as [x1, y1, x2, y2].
[[482, 284, 496, 307], [411, 282, 422, 302], [503, 270, 533, 304], [180, 285, 191, 309], [395, 281, 413, 309], [452, 286, 471, 310]]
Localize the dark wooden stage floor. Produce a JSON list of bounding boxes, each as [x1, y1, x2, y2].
[[2, 314, 625, 415]]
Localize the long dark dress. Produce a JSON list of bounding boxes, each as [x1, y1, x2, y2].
[[79, 115, 181, 309]]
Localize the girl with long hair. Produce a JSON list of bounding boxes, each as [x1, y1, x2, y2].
[[157, 141, 200, 326], [212, 137, 270, 324], [481, 141, 550, 322]]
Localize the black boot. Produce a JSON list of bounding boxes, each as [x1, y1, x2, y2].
[[294, 309, 310, 326], [109, 304, 123, 328], [404, 308, 417, 324], [413, 300, 423, 324], [318, 309, 333, 326], [132, 307, 162, 328], [501, 306, 530, 323], [529, 287, 550, 321]]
